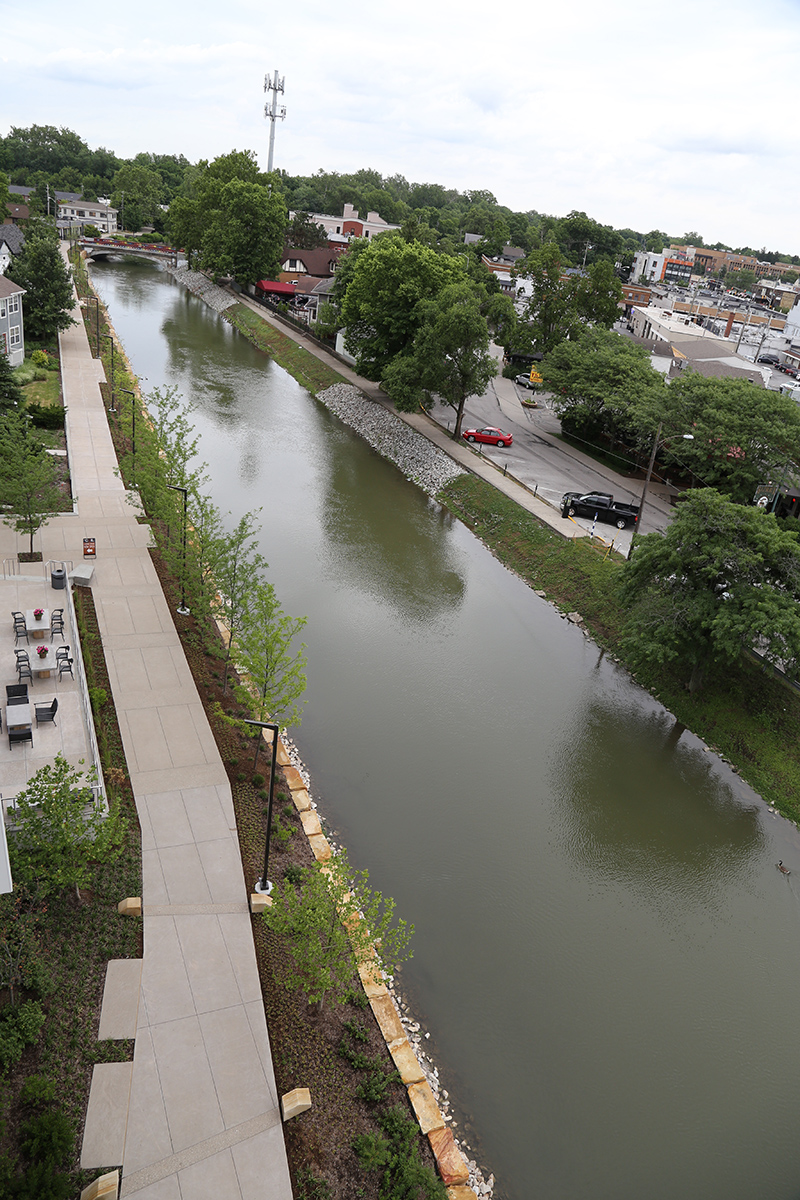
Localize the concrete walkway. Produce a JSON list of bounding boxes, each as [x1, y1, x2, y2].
[[18, 264, 292, 1198]]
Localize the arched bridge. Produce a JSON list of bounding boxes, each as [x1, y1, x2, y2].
[[79, 239, 181, 266]]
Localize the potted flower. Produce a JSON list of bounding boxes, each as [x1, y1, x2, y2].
[[37, 645, 49, 659], [33, 608, 44, 620]]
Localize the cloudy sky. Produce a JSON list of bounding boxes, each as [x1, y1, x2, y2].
[[4, 0, 800, 253]]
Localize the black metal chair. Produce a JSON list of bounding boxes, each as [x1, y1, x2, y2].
[[34, 698, 57, 726], [11, 611, 24, 625], [51, 608, 64, 620], [8, 728, 32, 751], [6, 683, 28, 702], [55, 646, 71, 663], [13, 620, 28, 645], [17, 662, 33, 685], [50, 615, 65, 641], [56, 658, 74, 682]]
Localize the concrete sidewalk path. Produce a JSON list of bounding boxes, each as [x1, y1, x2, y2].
[[29, 258, 293, 1199]]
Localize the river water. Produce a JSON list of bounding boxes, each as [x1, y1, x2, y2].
[[90, 258, 800, 1200]]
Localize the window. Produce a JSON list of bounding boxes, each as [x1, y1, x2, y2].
[[0, 301, 6, 319], [9, 325, 20, 347], [8, 296, 19, 314]]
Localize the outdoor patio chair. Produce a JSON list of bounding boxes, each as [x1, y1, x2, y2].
[[6, 684, 28, 702], [17, 663, 33, 685], [57, 658, 74, 682], [55, 646, 71, 663], [14, 650, 30, 666], [51, 608, 64, 620], [8, 728, 32, 751], [35, 698, 57, 726], [11, 612, 24, 625], [50, 615, 65, 641], [13, 621, 28, 645]]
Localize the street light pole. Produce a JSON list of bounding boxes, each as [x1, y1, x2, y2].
[[120, 389, 137, 484], [166, 484, 190, 614], [628, 426, 694, 559], [242, 719, 280, 895], [102, 334, 116, 412]]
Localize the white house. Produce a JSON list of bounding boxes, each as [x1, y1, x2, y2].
[[56, 199, 118, 234]]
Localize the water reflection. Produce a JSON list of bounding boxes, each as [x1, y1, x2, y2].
[[320, 430, 466, 622], [551, 686, 764, 914]]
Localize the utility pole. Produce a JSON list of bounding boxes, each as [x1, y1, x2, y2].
[[264, 70, 287, 174]]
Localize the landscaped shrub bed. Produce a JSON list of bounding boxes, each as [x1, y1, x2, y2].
[[0, 585, 142, 1197]]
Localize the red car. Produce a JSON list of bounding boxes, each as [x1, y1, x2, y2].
[[462, 426, 513, 448]]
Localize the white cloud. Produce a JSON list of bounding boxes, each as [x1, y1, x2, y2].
[[3, 0, 800, 250]]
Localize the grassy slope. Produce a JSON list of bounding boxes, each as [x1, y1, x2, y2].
[[439, 473, 800, 821]]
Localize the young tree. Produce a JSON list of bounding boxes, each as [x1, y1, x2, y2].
[[286, 211, 328, 249], [622, 490, 800, 691], [266, 849, 413, 1011], [0, 410, 64, 552], [212, 512, 268, 691], [234, 581, 307, 758], [8, 755, 127, 901], [6, 218, 74, 342], [515, 244, 622, 356]]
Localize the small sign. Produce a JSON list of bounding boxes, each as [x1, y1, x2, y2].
[[83, 537, 96, 558], [529, 370, 543, 384]]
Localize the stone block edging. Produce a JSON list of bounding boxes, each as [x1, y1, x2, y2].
[[278, 739, 477, 1198]]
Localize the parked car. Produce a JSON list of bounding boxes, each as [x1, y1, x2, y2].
[[758, 354, 781, 365], [561, 491, 639, 529], [779, 363, 799, 377], [462, 426, 513, 448], [515, 373, 537, 390]]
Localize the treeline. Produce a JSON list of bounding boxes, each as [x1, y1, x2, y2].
[[4, 125, 799, 266]]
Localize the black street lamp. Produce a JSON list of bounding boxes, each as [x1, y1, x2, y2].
[[102, 334, 116, 412], [120, 389, 137, 484], [242, 719, 280, 895], [166, 484, 190, 614]]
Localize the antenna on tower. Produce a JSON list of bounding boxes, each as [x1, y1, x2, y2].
[[264, 70, 287, 174]]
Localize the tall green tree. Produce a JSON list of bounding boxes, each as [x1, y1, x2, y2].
[[515, 244, 623, 356], [622, 490, 800, 691], [339, 235, 465, 378], [201, 178, 285, 284], [0, 410, 64, 552], [661, 372, 800, 504], [542, 326, 665, 445], [383, 281, 497, 439], [110, 162, 164, 230], [235, 582, 307, 766], [212, 512, 268, 691], [6, 219, 74, 342], [286, 211, 328, 249]]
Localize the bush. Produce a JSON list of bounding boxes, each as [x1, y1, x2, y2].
[[26, 404, 65, 431], [0, 1001, 46, 1071], [20, 1076, 56, 1108], [10, 1157, 72, 1200], [30, 351, 49, 368], [12, 366, 36, 386], [19, 1111, 73, 1165]]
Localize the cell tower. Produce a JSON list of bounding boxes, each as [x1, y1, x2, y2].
[[264, 71, 287, 174]]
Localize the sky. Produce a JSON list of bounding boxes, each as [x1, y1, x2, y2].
[[4, 0, 800, 254]]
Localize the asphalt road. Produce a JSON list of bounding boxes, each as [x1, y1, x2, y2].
[[427, 355, 676, 554]]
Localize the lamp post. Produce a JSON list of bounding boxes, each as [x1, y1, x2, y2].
[[102, 334, 116, 412], [628, 425, 694, 559], [166, 484, 190, 614], [88, 296, 101, 358], [120, 389, 137, 484], [242, 719, 280, 895]]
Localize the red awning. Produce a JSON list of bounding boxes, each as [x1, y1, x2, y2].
[[256, 279, 296, 295]]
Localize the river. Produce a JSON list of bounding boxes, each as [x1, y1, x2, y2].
[[90, 257, 800, 1200]]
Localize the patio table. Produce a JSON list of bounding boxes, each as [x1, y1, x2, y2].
[[25, 610, 50, 640], [6, 703, 32, 730]]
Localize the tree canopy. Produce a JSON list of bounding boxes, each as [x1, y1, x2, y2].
[[513, 244, 624, 356], [660, 372, 800, 504], [338, 234, 466, 379], [622, 490, 800, 691], [6, 218, 74, 342]]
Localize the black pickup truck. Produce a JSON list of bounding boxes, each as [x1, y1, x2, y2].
[[561, 491, 640, 529]]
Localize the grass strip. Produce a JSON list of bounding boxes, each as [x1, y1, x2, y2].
[[439, 472, 800, 821], [223, 303, 347, 395]]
